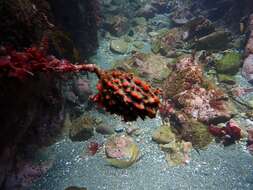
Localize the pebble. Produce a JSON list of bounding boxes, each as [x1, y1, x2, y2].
[[95, 124, 115, 135], [114, 127, 124, 133]]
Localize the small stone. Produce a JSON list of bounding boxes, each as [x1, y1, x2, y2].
[[110, 39, 129, 54], [69, 115, 95, 142], [105, 135, 140, 168], [126, 126, 140, 136], [248, 99, 253, 108], [115, 127, 124, 133], [132, 17, 147, 26], [148, 31, 159, 37], [152, 123, 175, 144], [95, 124, 115, 135], [133, 41, 144, 49]]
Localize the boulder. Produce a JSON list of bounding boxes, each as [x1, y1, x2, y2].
[[163, 55, 235, 124], [194, 30, 231, 50], [113, 52, 171, 87]]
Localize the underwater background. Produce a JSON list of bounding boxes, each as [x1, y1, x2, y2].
[[1, 0, 253, 190]]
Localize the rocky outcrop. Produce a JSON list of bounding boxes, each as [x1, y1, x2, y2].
[[163, 55, 235, 124], [161, 55, 236, 150]]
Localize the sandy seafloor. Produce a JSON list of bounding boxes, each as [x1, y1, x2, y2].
[[30, 38, 253, 190]]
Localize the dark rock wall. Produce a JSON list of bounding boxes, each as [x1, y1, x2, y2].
[[0, 0, 99, 188], [49, 0, 99, 57]]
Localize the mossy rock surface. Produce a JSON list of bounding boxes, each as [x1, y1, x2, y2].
[[181, 118, 213, 149], [152, 123, 176, 144], [217, 74, 236, 85], [216, 52, 241, 75]]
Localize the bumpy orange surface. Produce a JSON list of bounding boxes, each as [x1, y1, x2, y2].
[[91, 70, 161, 121]]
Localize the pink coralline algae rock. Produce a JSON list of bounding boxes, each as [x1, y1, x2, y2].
[[105, 135, 140, 168], [174, 87, 233, 124], [163, 55, 235, 124]]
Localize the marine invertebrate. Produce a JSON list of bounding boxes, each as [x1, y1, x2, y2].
[[0, 43, 161, 121], [92, 69, 161, 121]]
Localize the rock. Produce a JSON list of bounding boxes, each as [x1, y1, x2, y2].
[[242, 54, 253, 84], [152, 123, 176, 144], [132, 17, 147, 27], [110, 39, 129, 54], [194, 30, 231, 50], [242, 14, 253, 84], [245, 15, 253, 56], [68, 115, 95, 142], [95, 124, 115, 135], [247, 128, 253, 155], [183, 17, 215, 40], [65, 186, 87, 190], [163, 56, 203, 98], [172, 18, 189, 25], [105, 135, 140, 168], [174, 86, 235, 124], [215, 51, 241, 75], [151, 0, 168, 13], [170, 112, 213, 149], [113, 52, 171, 87], [217, 74, 236, 85], [248, 99, 253, 108], [170, 6, 193, 26], [114, 127, 124, 133], [151, 28, 184, 56], [136, 4, 156, 18], [104, 15, 129, 37], [133, 41, 145, 49], [148, 14, 172, 31], [65, 90, 78, 104], [160, 140, 192, 166], [126, 126, 141, 136], [148, 31, 159, 37], [73, 78, 92, 101], [163, 55, 236, 124]]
